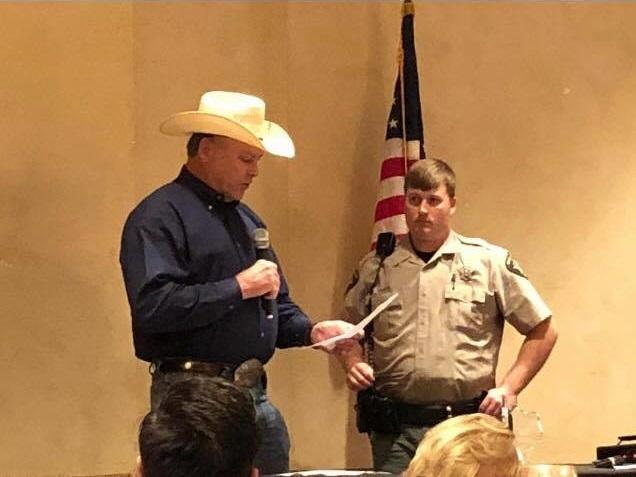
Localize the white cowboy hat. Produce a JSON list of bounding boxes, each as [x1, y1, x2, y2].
[[160, 91, 295, 158]]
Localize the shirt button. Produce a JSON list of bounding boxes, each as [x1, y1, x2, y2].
[[260, 332, 265, 338], [236, 242, 242, 248], [228, 305, 234, 311], [208, 205, 213, 211]]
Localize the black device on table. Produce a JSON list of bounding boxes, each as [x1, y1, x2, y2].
[[593, 435, 636, 469]]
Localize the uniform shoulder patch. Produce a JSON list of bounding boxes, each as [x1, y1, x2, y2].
[[505, 253, 528, 279]]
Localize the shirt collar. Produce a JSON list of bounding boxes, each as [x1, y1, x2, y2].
[[398, 230, 461, 265], [175, 166, 239, 208], [436, 230, 462, 255]]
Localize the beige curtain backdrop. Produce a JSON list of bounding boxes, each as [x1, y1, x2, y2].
[[1, 1, 635, 475]]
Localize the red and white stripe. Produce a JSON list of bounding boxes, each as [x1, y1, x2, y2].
[[371, 137, 421, 244]]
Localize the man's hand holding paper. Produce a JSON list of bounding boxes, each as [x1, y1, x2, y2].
[[310, 320, 364, 353], [310, 293, 399, 352]]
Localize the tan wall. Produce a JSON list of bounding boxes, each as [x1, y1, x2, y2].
[[0, 3, 142, 475], [1, 1, 635, 475]]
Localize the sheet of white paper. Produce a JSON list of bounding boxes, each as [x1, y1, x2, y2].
[[310, 292, 399, 350]]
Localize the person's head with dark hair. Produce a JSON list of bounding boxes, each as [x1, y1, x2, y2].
[[135, 375, 259, 477]]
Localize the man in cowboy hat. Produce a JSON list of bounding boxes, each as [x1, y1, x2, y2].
[[120, 91, 359, 474]]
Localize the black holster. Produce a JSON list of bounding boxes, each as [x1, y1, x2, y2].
[[355, 387, 400, 434]]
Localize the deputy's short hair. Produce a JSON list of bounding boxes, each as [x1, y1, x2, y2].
[[138, 375, 258, 477], [404, 413, 520, 477], [404, 158, 456, 198]]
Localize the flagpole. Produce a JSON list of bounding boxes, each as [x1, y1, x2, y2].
[[399, 0, 410, 167]]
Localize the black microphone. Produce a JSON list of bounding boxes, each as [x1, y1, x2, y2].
[[593, 452, 636, 468], [253, 228, 276, 320]]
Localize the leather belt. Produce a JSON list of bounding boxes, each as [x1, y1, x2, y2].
[[395, 394, 484, 426], [151, 359, 237, 381], [150, 358, 267, 389]]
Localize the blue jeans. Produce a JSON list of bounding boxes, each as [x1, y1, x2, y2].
[[150, 369, 290, 475], [249, 382, 290, 474]]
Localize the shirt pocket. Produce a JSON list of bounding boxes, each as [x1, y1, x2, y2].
[[444, 284, 492, 339]]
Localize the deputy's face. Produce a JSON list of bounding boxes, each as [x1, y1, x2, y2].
[[200, 136, 264, 200], [404, 184, 456, 250]]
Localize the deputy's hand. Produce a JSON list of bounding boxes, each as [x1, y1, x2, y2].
[[346, 362, 375, 391], [235, 259, 280, 299], [310, 320, 363, 352], [479, 385, 517, 417]]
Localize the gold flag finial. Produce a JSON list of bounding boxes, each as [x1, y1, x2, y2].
[[402, 0, 415, 16]]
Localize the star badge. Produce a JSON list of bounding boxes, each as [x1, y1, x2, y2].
[[458, 266, 474, 283]]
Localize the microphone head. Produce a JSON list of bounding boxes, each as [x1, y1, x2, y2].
[[253, 228, 270, 249]]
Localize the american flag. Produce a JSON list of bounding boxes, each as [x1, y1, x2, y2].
[[371, 0, 425, 246]]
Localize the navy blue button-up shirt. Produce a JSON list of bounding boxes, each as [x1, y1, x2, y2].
[[120, 167, 312, 364]]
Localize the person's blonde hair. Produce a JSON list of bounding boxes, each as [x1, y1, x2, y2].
[[404, 413, 520, 477]]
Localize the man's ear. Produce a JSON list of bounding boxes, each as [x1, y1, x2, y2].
[[250, 467, 259, 477], [449, 196, 457, 216], [198, 136, 215, 162]]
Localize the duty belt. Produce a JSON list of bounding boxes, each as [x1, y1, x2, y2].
[[395, 393, 484, 426]]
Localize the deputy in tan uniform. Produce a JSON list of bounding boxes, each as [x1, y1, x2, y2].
[[338, 159, 558, 474]]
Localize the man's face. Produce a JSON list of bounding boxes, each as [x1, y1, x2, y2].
[[200, 136, 264, 200], [404, 183, 456, 248]]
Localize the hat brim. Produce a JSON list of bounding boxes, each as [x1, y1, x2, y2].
[[159, 112, 295, 159]]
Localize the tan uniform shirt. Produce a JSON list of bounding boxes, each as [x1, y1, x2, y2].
[[344, 231, 551, 404]]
